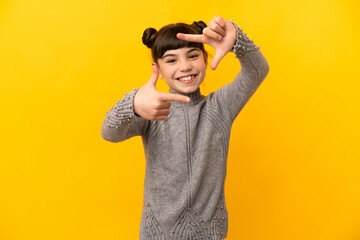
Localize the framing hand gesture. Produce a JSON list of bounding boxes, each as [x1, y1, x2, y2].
[[177, 16, 236, 70], [133, 64, 191, 121]]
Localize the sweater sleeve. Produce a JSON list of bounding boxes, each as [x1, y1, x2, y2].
[[210, 21, 270, 123], [101, 88, 150, 143]]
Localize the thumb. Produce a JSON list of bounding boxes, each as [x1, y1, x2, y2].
[[148, 64, 160, 87], [210, 51, 227, 70]]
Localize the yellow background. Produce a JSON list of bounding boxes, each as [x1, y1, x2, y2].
[[1, 0, 359, 239]]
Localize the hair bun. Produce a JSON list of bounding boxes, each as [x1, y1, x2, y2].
[[142, 28, 157, 48], [191, 21, 207, 33]]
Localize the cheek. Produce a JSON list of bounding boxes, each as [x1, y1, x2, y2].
[[164, 68, 177, 79], [197, 62, 207, 73], [194, 58, 207, 71], [159, 66, 171, 79]]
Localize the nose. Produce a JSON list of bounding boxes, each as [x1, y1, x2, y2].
[[179, 60, 192, 72]]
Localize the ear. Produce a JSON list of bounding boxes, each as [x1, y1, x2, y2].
[[152, 62, 164, 79]]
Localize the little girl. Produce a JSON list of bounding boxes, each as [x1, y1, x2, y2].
[[102, 16, 269, 240]]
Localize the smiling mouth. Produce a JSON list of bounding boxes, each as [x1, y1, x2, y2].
[[176, 74, 197, 82]]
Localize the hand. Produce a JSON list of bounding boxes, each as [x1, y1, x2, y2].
[[177, 16, 236, 70], [133, 64, 191, 121]]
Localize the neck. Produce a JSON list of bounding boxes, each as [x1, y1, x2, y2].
[[169, 88, 204, 107]]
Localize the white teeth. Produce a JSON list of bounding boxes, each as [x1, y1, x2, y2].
[[179, 75, 194, 81]]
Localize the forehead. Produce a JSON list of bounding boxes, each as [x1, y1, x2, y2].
[[162, 47, 201, 57]]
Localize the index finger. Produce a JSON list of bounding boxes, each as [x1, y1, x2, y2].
[[177, 33, 208, 44], [158, 92, 191, 103]]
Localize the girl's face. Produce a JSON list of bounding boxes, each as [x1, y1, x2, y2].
[[156, 47, 208, 94]]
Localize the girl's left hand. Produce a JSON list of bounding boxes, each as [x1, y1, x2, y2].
[[177, 16, 236, 70]]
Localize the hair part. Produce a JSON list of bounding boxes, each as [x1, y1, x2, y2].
[[142, 21, 207, 63]]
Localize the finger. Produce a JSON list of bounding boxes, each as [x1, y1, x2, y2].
[[208, 20, 226, 37], [155, 100, 171, 109], [148, 64, 159, 86], [154, 108, 171, 116], [155, 115, 168, 121], [213, 16, 227, 29], [203, 27, 223, 41], [158, 92, 191, 103], [177, 33, 208, 44], [149, 115, 168, 121], [210, 50, 227, 70]]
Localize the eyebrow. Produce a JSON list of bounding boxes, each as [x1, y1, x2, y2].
[[162, 48, 200, 59]]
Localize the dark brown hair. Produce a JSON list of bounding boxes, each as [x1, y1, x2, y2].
[[142, 21, 207, 63]]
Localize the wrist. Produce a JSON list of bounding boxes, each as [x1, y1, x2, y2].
[[133, 88, 142, 117], [229, 20, 260, 58], [103, 88, 140, 129]]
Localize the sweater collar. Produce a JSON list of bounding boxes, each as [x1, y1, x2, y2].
[[169, 88, 204, 107]]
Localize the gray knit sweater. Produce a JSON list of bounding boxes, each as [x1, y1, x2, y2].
[[101, 22, 269, 240]]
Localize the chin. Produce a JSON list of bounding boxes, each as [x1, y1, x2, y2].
[[177, 87, 199, 94]]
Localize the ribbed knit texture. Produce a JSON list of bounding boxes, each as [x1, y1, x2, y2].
[[101, 23, 269, 240]]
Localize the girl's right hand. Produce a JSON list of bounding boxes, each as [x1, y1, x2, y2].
[[133, 64, 191, 121]]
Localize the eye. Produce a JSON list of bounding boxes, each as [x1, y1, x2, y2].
[[189, 54, 199, 59], [166, 59, 176, 63]]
